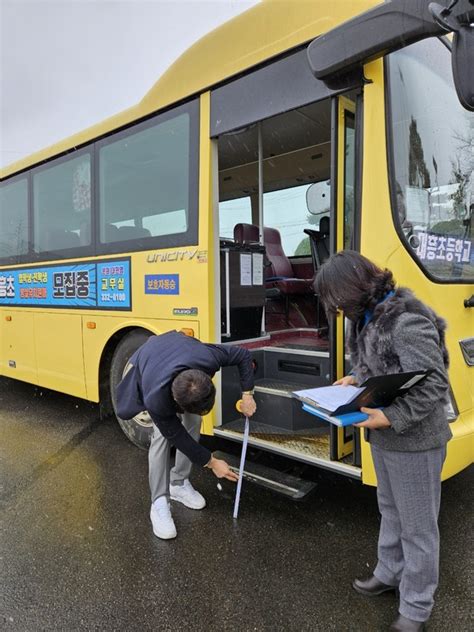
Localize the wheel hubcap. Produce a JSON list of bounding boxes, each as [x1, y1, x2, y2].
[[133, 410, 153, 428]]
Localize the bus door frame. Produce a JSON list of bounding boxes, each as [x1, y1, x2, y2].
[[328, 92, 362, 463]]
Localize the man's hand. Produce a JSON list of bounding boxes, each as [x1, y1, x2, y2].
[[354, 407, 391, 429], [333, 375, 357, 386], [240, 393, 256, 417], [206, 456, 239, 482]]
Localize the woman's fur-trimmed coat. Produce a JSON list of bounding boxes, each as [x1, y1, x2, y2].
[[348, 287, 452, 451]]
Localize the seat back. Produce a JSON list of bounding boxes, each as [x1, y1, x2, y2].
[[104, 224, 121, 242], [233, 223, 259, 244], [46, 229, 81, 251], [304, 216, 331, 270], [314, 216, 330, 267], [263, 226, 294, 278], [118, 226, 152, 240]]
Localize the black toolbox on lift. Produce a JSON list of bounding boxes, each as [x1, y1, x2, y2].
[[220, 240, 265, 342]]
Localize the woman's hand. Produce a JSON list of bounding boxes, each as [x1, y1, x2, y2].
[[354, 407, 391, 429], [333, 375, 357, 386], [206, 456, 239, 482], [240, 393, 257, 417]]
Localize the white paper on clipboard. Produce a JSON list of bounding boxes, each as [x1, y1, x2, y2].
[[240, 253, 252, 286]]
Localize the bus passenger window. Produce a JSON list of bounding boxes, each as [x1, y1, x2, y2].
[[98, 108, 195, 245], [0, 178, 28, 260], [219, 197, 252, 239], [33, 154, 92, 253], [263, 185, 317, 257]]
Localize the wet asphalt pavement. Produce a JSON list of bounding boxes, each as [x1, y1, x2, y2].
[[0, 376, 472, 632]]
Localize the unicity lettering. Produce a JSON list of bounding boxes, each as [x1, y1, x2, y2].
[[146, 249, 208, 264]]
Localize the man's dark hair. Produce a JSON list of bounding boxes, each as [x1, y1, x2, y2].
[[313, 250, 395, 322], [171, 369, 216, 415]]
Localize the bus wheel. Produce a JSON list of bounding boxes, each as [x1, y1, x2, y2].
[[110, 330, 153, 450]]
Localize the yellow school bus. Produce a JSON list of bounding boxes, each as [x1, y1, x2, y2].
[[1, 0, 472, 486]]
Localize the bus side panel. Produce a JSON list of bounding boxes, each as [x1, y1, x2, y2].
[[1, 310, 37, 384], [82, 317, 200, 402], [362, 411, 474, 486], [34, 312, 86, 399], [360, 431, 377, 486], [440, 412, 473, 480], [361, 58, 473, 481]]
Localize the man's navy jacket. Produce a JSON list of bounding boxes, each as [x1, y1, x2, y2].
[[115, 331, 254, 466]]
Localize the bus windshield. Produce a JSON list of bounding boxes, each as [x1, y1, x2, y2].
[[388, 38, 473, 282]]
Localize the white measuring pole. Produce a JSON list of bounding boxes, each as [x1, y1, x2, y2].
[[233, 414, 250, 519]]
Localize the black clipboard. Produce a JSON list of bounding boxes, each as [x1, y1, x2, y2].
[[331, 370, 433, 416]]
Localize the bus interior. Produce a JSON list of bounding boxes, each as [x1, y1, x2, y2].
[[215, 94, 360, 475]]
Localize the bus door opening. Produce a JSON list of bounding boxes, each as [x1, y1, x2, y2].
[[215, 92, 363, 475], [217, 98, 335, 341]]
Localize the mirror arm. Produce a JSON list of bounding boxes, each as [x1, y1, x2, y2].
[[429, 2, 462, 31]]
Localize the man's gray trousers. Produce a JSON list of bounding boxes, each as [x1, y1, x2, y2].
[[148, 413, 202, 502]]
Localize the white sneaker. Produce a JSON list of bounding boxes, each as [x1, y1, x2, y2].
[[150, 496, 177, 539], [170, 479, 206, 510]]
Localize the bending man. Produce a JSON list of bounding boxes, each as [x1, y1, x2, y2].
[[115, 330, 256, 540]]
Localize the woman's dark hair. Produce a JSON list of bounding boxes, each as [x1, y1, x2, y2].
[[171, 369, 216, 415], [313, 250, 395, 321]]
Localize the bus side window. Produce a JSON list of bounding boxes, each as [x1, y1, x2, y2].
[[219, 197, 252, 239], [47, 229, 80, 251], [104, 224, 120, 242], [0, 178, 28, 259], [79, 220, 91, 246], [98, 102, 199, 248], [33, 153, 92, 253]]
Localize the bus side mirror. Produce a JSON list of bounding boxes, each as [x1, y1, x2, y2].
[[429, 2, 474, 112], [306, 181, 331, 215], [451, 25, 474, 112]]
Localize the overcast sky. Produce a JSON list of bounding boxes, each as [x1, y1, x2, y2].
[[0, 0, 258, 169]]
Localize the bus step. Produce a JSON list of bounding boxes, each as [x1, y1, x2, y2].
[[213, 450, 316, 500]]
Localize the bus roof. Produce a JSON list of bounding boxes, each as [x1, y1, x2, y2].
[[1, 0, 377, 178]]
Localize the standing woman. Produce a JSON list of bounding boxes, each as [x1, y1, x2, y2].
[[314, 251, 452, 632]]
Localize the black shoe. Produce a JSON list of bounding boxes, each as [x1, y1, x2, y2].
[[389, 614, 426, 631], [352, 574, 397, 596]]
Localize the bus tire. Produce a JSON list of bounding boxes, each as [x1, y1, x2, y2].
[[110, 329, 154, 450]]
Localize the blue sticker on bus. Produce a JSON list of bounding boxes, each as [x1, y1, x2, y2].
[[145, 274, 179, 295], [0, 259, 131, 310]]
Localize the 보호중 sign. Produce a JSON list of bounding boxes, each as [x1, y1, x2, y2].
[[144, 274, 180, 295], [0, 259, 131, 309]]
